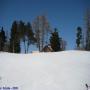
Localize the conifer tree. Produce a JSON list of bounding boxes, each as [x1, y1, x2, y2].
[[19, 21, 26, 53], [0, 27, 6, 51], [10, 21, 20, 53], [19, 21, 35, 53], [76, 27, 82, 49], [85, 11, 90, 50], [50, 28, 61, 51], [26, 22, 35, 53]]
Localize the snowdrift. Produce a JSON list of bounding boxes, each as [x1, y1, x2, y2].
[[0, 51, 90, 90]]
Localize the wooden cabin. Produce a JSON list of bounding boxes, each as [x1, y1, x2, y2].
[[41, 45, 53, 52]]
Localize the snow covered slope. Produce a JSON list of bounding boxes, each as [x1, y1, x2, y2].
[[0, 51, 90, 90]]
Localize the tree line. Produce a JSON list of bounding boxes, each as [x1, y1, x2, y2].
[[0, 13, 90, 53], [0, 19, 66, 53], [76, 11, 90, 50]]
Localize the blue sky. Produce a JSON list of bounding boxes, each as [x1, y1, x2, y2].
[[0, 0, 90, 50]]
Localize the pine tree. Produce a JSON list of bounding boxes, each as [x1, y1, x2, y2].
[[85, 11, 90, 50], [76, 27, 82, 49], [50, 28, 61, 52], [19, 21, 27, 53], [26, 22, 35, 53], [10, 21, 20, 53], [19, 21, 36, 53], [0, 27, 6, 51]]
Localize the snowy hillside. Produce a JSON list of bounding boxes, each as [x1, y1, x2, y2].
[[0, 51, 90, 90]]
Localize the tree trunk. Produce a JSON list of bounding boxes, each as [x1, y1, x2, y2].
[[23, 38, 26, 54]]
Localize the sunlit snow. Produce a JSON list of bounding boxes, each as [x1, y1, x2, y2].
[[0, 50, 90, 90]]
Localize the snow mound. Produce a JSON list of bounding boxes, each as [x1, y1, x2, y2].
[[0, 50, 90, 90]]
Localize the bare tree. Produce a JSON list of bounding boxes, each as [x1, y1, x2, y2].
[[32, 15, 52, 51]]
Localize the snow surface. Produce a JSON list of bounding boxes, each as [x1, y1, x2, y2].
[[0, 50, 90, 90]]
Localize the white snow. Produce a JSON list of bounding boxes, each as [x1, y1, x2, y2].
[[0, 50, 90, 90]]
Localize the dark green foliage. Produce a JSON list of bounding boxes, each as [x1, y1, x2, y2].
[[26, 22, 36, 43], [19, 21, 25, 40], [76, 27, 82, 49], [50, 28, 61, 52], [0, 27, 6, 51], [19, 21, 26, 53], [85, 26, 90, 50], [85, 11, 90, 51], [19, 21, 35, 53], [9, 21, 20, 53], [24, 22, 36, 53]]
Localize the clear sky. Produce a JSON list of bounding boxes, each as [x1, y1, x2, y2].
[[0, 0, 90, 50]]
